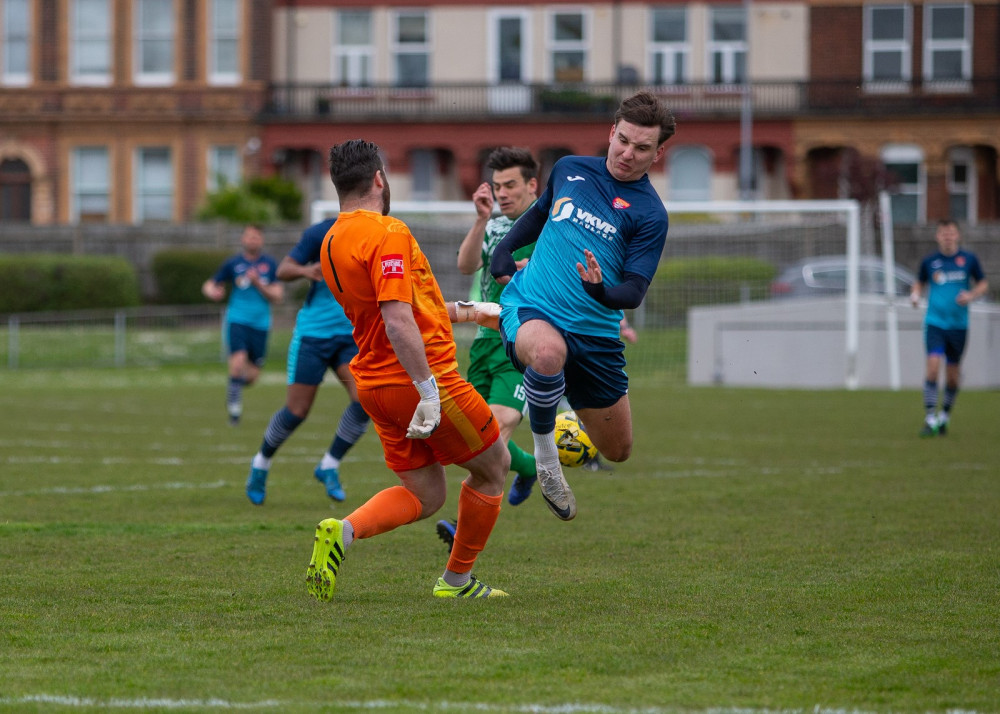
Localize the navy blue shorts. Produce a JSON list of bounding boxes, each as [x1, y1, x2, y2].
[[500, 306, 627, 410], [288, 333, 359, 386], [925, 325, 967, 365], [227, 323, 269, 366]]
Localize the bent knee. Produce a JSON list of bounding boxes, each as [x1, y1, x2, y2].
[[418, 493, 446, 519], [601, 443, 632, 463]]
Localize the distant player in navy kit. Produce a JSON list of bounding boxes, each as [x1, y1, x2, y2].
[[245, 218, 371, 505], [910, 219, 988, 437], [490, 91, 675, 521], [202, 225, 284, 425]]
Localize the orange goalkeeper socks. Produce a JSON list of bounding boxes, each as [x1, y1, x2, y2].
[[446, 481, 502, 576], [346, 485, 423, 540]]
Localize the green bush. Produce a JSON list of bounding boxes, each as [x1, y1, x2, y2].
[[196, 183, 279, 225], [151, 249, 232, 305], [196, 176, 303, 224], [0, 254, 140, 313], [646, 256, 777, 326], [248, 175, 303, 221]]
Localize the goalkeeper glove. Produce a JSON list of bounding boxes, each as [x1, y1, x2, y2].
[[406, 376, 441, 439], [454, 300, 501, 328]]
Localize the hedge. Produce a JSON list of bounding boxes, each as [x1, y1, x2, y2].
[[0, 254, 140, 313], [151, 249, 232, 305], [646, 256, 777, 326]]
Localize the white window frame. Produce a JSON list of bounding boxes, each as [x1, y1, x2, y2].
[[488, 8, 531, 84], [134, 0, 175, 86], [134, 147, 174, 222], [547, 8, 590, 83], [947, 147, 975, 225], [668, 146, 713, 202], [333, 9, 374, 88], [208, 0, 241, 85], [881, 144, 925, 225], [649, 6, 689, 86], [71, 0, 112, 85], [863, 3, 911, 92], [71, 146, 110, 222], [390, 9, 430, 88], [923, 3, 971, 88], [207, 145, 240, 190], [2, 0, 31, 85], [410, 148, 437, 202], [707, 6, 746, 86]]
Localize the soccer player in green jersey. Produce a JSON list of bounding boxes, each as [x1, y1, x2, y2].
[[456, 147, 540, 506]]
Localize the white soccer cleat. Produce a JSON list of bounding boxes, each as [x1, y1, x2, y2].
[[536, 462, 577, 521]]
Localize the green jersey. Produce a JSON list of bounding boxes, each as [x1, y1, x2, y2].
[[476, 210, 536, 340]]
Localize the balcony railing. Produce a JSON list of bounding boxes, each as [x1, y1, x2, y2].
[[260, 79, 1000, 122]]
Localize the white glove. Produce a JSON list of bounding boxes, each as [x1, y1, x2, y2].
[[455, 301, 501, 328], [406, 376, 441, 439]]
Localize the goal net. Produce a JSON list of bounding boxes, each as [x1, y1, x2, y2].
[[311, 199, 868, 389]]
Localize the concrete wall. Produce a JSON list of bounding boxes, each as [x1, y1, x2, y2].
[[689, 297, 1000, 389]]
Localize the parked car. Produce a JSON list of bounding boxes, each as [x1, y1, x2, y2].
[[770, 255, 917, 298]]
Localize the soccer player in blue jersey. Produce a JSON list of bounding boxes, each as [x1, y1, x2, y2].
[[244, 218, 372, 505], [909, 219, 988, 437], [202, 225, 284, 425], [489, 90, 675, 521]]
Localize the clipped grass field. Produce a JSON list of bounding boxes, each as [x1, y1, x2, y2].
[[1, 363, 998, 713]]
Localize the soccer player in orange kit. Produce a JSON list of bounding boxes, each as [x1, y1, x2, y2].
[[305, 139, 511, 600]]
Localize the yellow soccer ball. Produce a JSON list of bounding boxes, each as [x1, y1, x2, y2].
[[554, 411, 597, 468]]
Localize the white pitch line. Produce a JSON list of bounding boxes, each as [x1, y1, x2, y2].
[[0, 697, 988, 714], [0, 695, 279, 709], [0, 480, 228, 498]]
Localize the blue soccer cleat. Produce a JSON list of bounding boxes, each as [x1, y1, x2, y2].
[[507, 474, 537, 506], [246, 464, 268, 505], [436, 519, 456, 552], [314, 465, 346, 502]]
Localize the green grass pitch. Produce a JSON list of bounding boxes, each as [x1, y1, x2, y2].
[[1, 364, 998, 713]]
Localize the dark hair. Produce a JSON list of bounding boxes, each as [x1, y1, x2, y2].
[[327, 140, 384, 198], [937, 218, 958, 229], [614, 91, 677, 146], [486, 147, 539, 183]]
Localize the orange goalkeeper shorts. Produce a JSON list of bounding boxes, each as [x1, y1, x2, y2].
[[358, 369, 500, 473]]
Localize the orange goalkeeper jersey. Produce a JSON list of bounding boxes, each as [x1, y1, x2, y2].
[[320, 209, 459, 388]]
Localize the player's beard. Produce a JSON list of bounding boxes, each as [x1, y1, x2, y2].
[[379, 170, 391, 215]]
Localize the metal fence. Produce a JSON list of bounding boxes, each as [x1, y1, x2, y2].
[[3, 305, 229, 369]]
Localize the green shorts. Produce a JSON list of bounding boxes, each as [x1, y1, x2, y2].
[[467, 337, 527, 414]]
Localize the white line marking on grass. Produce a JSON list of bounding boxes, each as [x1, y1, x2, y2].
[[0, 695, 279, 709], [0, 699, 987, 714], [0, 480, 228, 498]]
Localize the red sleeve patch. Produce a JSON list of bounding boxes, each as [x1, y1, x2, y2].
[[380, 253, 405, 279]]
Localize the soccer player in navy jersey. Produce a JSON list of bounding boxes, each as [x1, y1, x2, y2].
[[909, 219, 988, 437], [202, 225, 284, 426], [244, 218, 372, 505], [489, 91, 675, 521]]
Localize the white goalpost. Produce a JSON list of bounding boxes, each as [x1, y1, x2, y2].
[[664, 199, 865, 389], [310, 197, 885, 390]]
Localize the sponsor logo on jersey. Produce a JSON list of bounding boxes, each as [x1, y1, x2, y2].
[[612, 197, 631, 209], [380, 254, 404, 278], [567, 175, 586, 182], [551, 197, 575, 222], [550, 195, 618, 239]]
